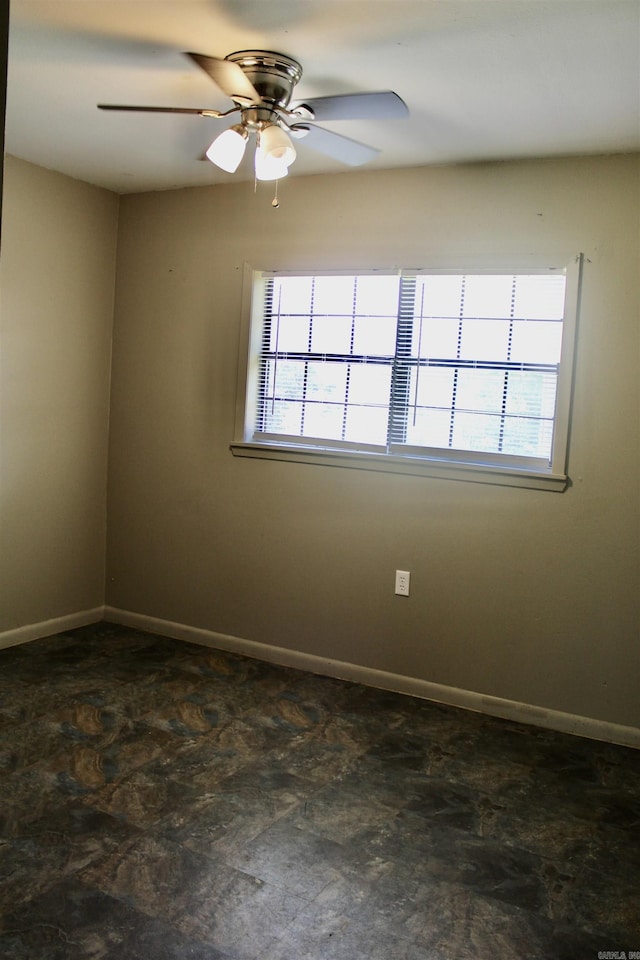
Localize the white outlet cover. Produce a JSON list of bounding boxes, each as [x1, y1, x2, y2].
[[395, 570, 410, 596]]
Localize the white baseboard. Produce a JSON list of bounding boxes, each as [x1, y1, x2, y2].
[[0, 606, 106, 650], [104, 606, 640, 750]]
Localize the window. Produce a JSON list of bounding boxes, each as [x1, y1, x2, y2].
[[232, 259, 582, 491]]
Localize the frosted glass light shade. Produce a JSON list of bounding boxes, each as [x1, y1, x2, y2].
[[254, 150, 289, 181], [206, 125, 248, 172], [259, 123, 296, 167], [254, 124, 296, 181]]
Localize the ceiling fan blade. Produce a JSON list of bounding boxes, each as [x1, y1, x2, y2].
[[292, 124, 379, 166], [292, 91, 408, 122], [185, 52, 262, 106], [98, 104, 223, 116]]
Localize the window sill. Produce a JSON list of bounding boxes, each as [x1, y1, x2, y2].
[[230, 441, 569, 492]]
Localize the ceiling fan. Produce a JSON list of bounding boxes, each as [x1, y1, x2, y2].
[[98, 50, 409, 182]]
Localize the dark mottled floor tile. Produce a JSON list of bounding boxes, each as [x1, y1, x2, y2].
[[228, 817, 393, 900], [542, 857, 640, 940], [80, 833, 306, 956], [266, 734, 363, 786], [388, 874, 620, 960], [0, 767, 71, 835], [279, 672, 363, 716], [360, 811, 548, 913], [25, 722, 179, 798], [307, 710, 389, 753], [261, 866, 619, 960], [0, 803, 139, 908], [0, 678, 34, 729], [261, 871, 443, 960], [139, 692, 233, 739], [84, 766, 201, 828], [1, 621, 639, 959], [143, 715, 276, 786], [281, 777, 401, 848], [0, 718, 71, 774], [157, 757, 316, 859], [84, 674, 200, 718], [263, 928, 436, 960], [363, 725, 432, 766], [0, 880, 232, 960]]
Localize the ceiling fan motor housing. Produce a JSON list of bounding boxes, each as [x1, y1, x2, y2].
[[225, 50, 303, 109]]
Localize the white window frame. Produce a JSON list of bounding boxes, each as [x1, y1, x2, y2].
[[231, 258, 583, 491]]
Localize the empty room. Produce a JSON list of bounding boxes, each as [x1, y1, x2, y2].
[[1, 1, 639, 957]]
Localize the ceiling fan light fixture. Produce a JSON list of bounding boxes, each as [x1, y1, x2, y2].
[[258, 122, 296, 167], [254, 149, 289, 181], [206, 123, 248, 172]]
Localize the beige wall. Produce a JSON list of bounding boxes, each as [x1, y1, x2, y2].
[[0, 152, 637, 730], [106, 154, 639, 729], [0, 156, 118, 630]]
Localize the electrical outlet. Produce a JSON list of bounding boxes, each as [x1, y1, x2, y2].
[[395, 570, 410, 596]]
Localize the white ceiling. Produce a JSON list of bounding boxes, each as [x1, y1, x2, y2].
[[5, 0, 640, 194]]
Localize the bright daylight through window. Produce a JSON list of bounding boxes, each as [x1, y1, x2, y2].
[[232, 261, 581, 490]]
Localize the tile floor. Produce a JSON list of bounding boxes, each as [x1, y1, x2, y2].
[[0, 622, 639, 959]]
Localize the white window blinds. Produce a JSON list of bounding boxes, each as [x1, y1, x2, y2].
[[235, 260, 581, 489]]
